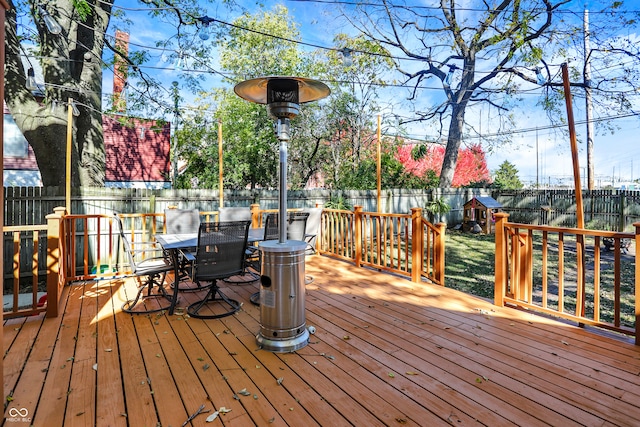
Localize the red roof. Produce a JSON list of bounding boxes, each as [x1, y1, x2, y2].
[[4, 143, 38, 170]]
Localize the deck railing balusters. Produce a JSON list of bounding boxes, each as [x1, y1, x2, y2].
[[495, 212, 640, 343], [6, 204, 446, 318]]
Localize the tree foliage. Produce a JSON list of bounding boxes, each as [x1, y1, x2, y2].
[[5, 0, 229, 187], [492, 160, 524, 189], [5, 0, 115, 186], [8, 0, 640, 194], [315, 34, 395, 189], [342, 0, 640, 188], [177, 6, 396, 191], [177, 5, 327, 190], [397, 143, 491, 187]]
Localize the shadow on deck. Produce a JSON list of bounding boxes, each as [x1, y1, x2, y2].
[[4, 256, 640, 426]]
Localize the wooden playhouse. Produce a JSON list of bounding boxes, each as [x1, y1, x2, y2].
[[463, 196, 503, 234]]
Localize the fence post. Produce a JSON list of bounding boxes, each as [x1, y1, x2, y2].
[[494, 212, 509, 306], [411, 208, 423, 283], [635, 222, 640, 345], [45, 206, 67, 318], [250, 203, 261, 228], [354, 206, 363, 267], [435, 222, 446, 286]]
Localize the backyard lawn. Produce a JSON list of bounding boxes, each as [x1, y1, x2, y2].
[[444, 231, 497, 300], [445, 229, 636, 329]]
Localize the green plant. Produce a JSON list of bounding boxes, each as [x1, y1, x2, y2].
[[325, 195, 353, 210], [424, 197, 451, 223]]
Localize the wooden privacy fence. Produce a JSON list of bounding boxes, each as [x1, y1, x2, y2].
[[496, 189, 640, 230], [494, 212, 640, 344], [4, 204, 445, 318], [10, 187, 640, 231]]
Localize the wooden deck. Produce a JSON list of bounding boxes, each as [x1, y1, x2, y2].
[[4, 256, 640, 426]]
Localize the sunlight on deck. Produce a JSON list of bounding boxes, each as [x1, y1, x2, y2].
[[89, 279, 130, 324], [6, 256, 640, 425]]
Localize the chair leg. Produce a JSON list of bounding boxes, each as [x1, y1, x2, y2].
[[172, 266, 213, 292], [249, 291, 260, 306], [186, 280, 241, 319], [122, 272, 173, 314]]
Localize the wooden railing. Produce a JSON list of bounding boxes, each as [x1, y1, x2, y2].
[[1, 206, 68, 319], [319, 206, 446, 285], [6, 204, 444, 318], [494, 212, 640, 344], [3, 224, 49, 319], [61, 210, 226, 282]]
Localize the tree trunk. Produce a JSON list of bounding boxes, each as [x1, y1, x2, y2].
[[439, 101, 466, 187], [4, 1, 111, 187]]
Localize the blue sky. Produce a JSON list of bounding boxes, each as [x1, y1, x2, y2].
[[112, 0, 640, 188]]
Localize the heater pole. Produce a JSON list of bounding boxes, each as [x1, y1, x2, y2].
[[277, 118, 290, 244], [234, 76, 330, 354]]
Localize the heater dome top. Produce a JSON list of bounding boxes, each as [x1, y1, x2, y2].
[[234, 76, 330, 105]]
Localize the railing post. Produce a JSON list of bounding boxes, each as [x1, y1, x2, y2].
[[515, 231, 532, 302], [411, 208, 423, 283], [634, 222, 640, 345], [354, 206, 363, 267], [435, 222, 446, 286], [250, 203, 261, 228], [494, 212, 509, 307], [45, 207, 67, 318], [315, 202, 323, 253]]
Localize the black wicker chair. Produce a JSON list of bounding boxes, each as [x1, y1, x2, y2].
[[219, 207, 260, 284], [185, 220, 250, 319]]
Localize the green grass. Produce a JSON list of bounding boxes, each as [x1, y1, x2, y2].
[[443, 230, 636, 329], [444, 231, 496, 300]]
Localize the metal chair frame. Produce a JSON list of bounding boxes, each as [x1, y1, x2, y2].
[[219, 206, 259, 284], [246, 211, 309, 271], [115, 213, 174, 314]]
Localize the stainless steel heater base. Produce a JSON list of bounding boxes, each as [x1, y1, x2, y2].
[[256, 240, 308, 353]]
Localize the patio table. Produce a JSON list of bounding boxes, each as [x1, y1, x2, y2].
[[155, 227, 265, 314]]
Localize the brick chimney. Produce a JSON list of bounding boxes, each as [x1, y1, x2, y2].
[[113, 30, 129, 112]]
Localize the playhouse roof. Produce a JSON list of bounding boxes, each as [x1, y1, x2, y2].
[[465, 196, 502, 209]]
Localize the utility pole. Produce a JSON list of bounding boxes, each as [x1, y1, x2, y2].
[[584, 8, 595, 190], [562, 63, 585, 228], [536, 127, 539, 189], [171, 81, 179, 188]]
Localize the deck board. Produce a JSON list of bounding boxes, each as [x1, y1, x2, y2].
[[95, 280, 127, 427], [4, 255, 640, 426], [312, 289, 608, 425]]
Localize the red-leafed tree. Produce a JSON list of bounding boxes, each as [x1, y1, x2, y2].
[[396, 143, 491, 187], [451, 144, 492, 187]]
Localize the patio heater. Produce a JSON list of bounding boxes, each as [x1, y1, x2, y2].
[[234, 76, 330, 352]]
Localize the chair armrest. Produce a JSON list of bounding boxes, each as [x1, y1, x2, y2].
[[133, 241, 161, 248], [130, 241, 163, 254], [178, 249, 196, 263]]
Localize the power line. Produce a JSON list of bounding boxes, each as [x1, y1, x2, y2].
[[400, 110, 640, 142], [76, 1, 640, 86], [24, 2, 640, 128], [286, 0, 640, 15]]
